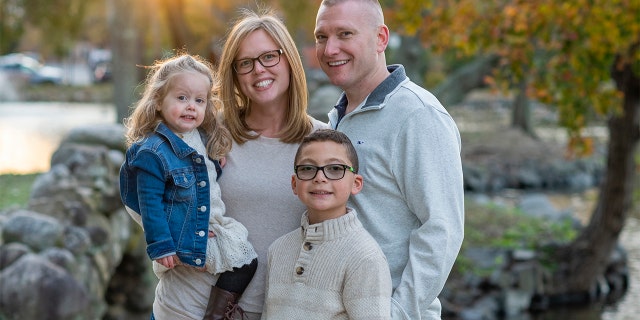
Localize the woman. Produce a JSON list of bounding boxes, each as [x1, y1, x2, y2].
[[216, 8, 328, 319]]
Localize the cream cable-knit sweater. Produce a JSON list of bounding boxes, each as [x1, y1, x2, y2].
[[263, 209, 392, 320]]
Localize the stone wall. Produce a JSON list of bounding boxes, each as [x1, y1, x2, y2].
[[0, 124, 155, 320]]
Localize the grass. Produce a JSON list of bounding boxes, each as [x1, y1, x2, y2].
[[454, 197, 579, 276], [20, 82, 114, 103], [0, 173, 40, 210]]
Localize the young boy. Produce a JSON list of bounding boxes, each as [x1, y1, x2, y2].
[[262, 129, 392, 319]]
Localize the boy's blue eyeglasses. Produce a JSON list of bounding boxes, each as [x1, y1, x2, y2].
[[233, 49, 283, 74], [294, 164, 356, 181]]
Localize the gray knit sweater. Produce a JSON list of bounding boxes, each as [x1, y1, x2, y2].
[[263, 209, 392, 320]]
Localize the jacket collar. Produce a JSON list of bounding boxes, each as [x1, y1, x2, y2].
[[335, 64, 407, 119], [361, 64, 406, 109], [155, 122, 196, 159]]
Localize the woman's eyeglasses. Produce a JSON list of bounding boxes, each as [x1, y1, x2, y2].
[[233, 49, 283, 75], [294, 164, 356, 181]]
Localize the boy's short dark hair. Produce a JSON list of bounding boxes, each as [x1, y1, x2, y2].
[[294, 129, 359, 173]]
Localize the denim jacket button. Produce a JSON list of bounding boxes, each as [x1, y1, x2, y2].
[[195, 158, 202, 163], [198, 230, 206, 237], [199, 206, 206, 212], [199, 181, 207, 187], [195, 259, 202, 265]]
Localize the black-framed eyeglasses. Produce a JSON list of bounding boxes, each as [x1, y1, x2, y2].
[[294, 164, 356, 181], [233, 49, 283, 74]]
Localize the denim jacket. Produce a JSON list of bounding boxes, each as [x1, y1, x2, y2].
[[119, 122, 222, 268]]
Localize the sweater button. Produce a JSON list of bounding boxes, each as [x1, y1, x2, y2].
[[303, 242, 313, 251], [295, 266, 304, 275]]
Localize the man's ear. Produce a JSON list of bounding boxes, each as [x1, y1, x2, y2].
[[377, 24, 390, 53]]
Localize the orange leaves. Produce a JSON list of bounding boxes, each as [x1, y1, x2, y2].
[[410, 0, 637, 137], [503, 5, 517, 18], [565, 134, 595, 159], [385, 0, 432, 36]]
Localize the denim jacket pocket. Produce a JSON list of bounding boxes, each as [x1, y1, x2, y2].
[[170, 169, 196, 201]]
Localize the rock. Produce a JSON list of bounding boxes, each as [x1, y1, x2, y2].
[[40, 247, 76, 272], [517, 194, 559, 219], [1, 210, 65, 251], [0, 254, 89, 320], [61, 124, 126, 152], [0, 242, 31, 269], [0, 126, 154, 319], [308, 84, 341, 123]]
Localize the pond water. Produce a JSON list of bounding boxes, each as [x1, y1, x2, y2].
[[0, 102, 637, 319], [602, 216, 640, 320], [0, 102, 116, 174], [536, 215, 640, 320]]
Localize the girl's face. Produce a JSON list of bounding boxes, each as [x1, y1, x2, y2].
[[158, 71, 210, 134], [235, 29, 291, 109]]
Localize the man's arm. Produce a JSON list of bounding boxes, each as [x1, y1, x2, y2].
[[391, 107, 465, 319]]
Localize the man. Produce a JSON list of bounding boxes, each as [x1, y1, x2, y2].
[[314, 0, 465, 319]]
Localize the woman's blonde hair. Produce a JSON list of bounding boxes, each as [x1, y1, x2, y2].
[[217, 8, 312, 144], [123, 53, 232, 159]]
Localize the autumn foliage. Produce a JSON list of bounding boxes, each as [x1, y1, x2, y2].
[[387, 0, 639, 150]]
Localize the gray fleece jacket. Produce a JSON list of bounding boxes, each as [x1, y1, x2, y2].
[[328, 64, 465, 320]]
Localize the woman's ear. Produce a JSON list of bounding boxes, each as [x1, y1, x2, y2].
[[291, 175, 298, 195]]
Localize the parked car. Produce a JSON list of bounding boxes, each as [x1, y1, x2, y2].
[[88, 49, 112, 83], [92, 60, 112, 83], [0, 53, 65, 85]]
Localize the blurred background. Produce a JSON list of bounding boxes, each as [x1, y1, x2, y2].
[[0, 0, 638, 319]]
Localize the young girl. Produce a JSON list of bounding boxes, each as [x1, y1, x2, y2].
[[119, 53, 257, 320]]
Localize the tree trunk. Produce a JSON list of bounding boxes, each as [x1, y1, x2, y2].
[[511, 76, 538, 139], [432, 55, 498, 107], [108, 0, 143, 124], [551, 53, 639, 299], [160, 0, 192, 50]]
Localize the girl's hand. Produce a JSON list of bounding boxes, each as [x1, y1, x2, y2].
[[156, 255, 180, 269], [219, 157, 227, 167]]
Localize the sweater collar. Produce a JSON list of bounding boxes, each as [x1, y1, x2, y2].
[[300, 208, 362, 242]]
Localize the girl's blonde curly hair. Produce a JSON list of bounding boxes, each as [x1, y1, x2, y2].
[[123, 53, 231, 160]]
